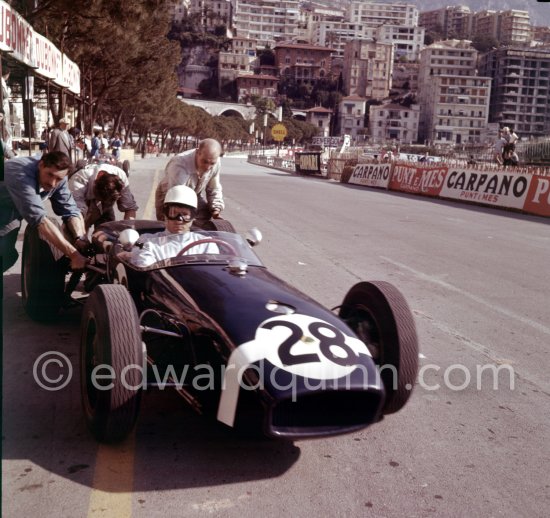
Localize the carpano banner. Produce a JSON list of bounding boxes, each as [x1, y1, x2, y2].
[[349, 163, 391, 188], [338, 160, 550, 217], [0, 0, 80, 94], [440, 169, 529, 209]]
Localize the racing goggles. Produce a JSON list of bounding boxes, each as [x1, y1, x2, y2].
[[165, 206, 195, 222]]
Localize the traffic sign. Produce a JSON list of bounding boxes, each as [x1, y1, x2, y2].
[[271, 123, 287, 142]]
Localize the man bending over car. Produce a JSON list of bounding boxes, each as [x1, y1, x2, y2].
[[120, 185, 218, 268], [69, 163, 137, 230]]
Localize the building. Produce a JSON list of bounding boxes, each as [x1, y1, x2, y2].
[[188, 0, 233, 33], [417, 40, 491, 145], [348, 2, 418, 28], [337, 95, 366, 139], [369, 103, 419, 144], [173, 0, 190, 24], [472, 10, 531, 45], [274, 42, 332, 85], [305, 106, 333, 137], [218, 36, 257, 93], [419, 6, 472, 40], [374, 24, 425, 62], [232, 0, 300, 49], [236, 74, 279, 103], [342, 39, 394, 100], [478, 45, 550, 138]]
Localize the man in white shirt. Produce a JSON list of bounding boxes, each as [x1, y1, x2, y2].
[[154, 138, 224, 225], [125, 185, 218, 268]]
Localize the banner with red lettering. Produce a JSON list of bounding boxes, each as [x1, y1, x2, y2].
[[523, 174, 550, 217], [389, 164, 447, 196]]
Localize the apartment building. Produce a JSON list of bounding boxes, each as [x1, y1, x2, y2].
[[369, 103, 419, 144], [343, 39, 394, 100], [274, 42, 332, 85], [218, 36, 257, 92], [479, 46, 550, 137], [419, 6, 472, 40], [348, 1, 418, 28], [472, 10, 531, 44], [417, 40, 491, 145], [232, 0, 300, 48]]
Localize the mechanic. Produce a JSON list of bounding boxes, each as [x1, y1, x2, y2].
[[69, 163, 138, 230], [120, 185, 218, 268], [0, 151, 88, 273], [154, 138, 224, 226]]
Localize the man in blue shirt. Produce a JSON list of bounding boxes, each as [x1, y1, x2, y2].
[[1, 151, 88, 272]]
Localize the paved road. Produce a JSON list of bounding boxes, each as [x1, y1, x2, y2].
[[3, 155, 550, 517]]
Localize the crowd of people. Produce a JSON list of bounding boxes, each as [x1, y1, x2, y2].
[[1, 117, 225, 274]]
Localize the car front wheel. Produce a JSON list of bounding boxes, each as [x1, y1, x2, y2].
[[80, 284, 143, 442]]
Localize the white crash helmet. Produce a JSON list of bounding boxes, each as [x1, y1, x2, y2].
[[164, 185, 198, 208]]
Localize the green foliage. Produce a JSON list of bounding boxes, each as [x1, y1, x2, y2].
[[472, 34, 500, 53]]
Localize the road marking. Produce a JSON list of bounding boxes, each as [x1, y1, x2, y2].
[[381, 256, 550, 336], [87, 434, 136, 518], [142, 167, 161, 219]]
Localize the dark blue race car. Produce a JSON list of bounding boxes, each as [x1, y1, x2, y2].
[[21, 219, 419, 443]]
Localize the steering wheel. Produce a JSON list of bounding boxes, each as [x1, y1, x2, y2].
[[175, 238, 237, 257]]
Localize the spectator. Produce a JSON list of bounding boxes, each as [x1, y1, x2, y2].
[[69, 163, 137, 230], [154, 138, 224, 225], [493, 131, 506, 165], [110, 133, 122, 160], [90, 130, 101, 158], [0, 109, 16, 161], [502, 126, 519, 161], [48, 117, 73, 162], [0, 151, 87, 272]]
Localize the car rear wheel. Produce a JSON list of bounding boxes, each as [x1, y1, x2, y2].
[[339, 281, 418, 415], [21, 222, 67, 322], [199, 219, 236, 232], [80, 284, 143, 442]]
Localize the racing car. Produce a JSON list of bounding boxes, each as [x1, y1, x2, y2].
[[21, 219, 418, 443]]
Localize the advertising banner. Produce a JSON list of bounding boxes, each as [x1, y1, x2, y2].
[[0, 1, 33, 65], [295, 152, 321, 174], [389, 164, 447, 196], [33, 32, 62, 80], [440, 168, 530, 209], [522, 174, 550, 217], [349, 163, 391, 188]]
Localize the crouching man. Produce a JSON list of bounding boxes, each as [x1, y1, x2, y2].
[[69, 163, 137, 230]]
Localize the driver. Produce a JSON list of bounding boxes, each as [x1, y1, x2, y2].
[[121, 185, 218, 268]]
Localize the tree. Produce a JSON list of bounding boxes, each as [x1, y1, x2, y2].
[[472, 34, 500, 53]]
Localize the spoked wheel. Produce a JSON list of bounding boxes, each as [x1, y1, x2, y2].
[[80, 284, 143, 442], [21, 223, 67, 322], [339, 281, 418, 415]]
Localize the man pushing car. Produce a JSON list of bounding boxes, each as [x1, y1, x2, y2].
[[1, 151, 88, 273]]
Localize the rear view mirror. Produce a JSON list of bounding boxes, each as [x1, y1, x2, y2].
[[246, 227, 262, 247]]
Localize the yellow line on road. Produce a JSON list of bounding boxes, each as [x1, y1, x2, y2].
[[87, 433, 136, 518], [142, 167, 162, 219]]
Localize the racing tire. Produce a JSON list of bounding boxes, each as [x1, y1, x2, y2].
[[200, 219, 236, 233], [339, 281, 418, 415], [80, 284, 143, 442], [122, 160, 130, 177], [21, 223, 67, 322]]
